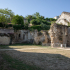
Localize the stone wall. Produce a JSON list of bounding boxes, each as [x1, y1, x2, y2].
[[14, 30, 33, 43], [67, 27, 70, 46], [0, 28, 14, 45], [56, 12, 70, 26], [0, 36, 10, 45], [49, 23, 70, 47], [0, 28, 14, 33], [14, 30, 51, 45]]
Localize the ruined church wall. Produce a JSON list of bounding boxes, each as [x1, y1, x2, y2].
[[33, 30, 51, 45], [0, 28, 51, 45], [14, 30, 51, 45], [62, 13, 70, 22], [49, 23, 69, 47], [0, 28, 14, 33], [57, 20, 68, 25], [56, 12, 70, 26]]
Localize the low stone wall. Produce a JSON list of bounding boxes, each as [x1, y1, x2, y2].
[[0, 28, 14, 33], [0, 36, 10, 45], [0, 28, 14, 45]]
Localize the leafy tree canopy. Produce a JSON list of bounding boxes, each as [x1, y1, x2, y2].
[[0, 8, 14, 27], [0, 14, 6, 27], [32, 12, 40, 18], [30, 19, 41, 25], [46, 17, 57, 21], [11, 15, 24, 25], [42, 20, 51, 25], [0, 8, 14, 17], [25, 15, 32, 19], [0, 14, 6, 23], [40, 23, 50, 30]]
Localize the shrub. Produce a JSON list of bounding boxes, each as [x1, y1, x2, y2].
[[50, 18, 57, 21], [40, 23, 50, 30], [42, 20, 51, 25], [13, 24, 22, 30], [11, 15, 24, 25], [0, 23, 4, 27], [28, 28, 34, 31], [68, 22, 70, 26], [46, 18, 50, 21], [6, 24, 13, 28], [30, 25, 41, 31], [30, 19, 41, 25], [24, 23, 28, 29]]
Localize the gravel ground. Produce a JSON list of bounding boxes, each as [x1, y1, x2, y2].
[[3, 47, 70, 70]]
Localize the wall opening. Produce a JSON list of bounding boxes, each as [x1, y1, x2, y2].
[[19, 34, 20, 38]]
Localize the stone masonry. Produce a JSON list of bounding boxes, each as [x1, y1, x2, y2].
[[49, 23, 70, 47], [56, 12, 70, 26]]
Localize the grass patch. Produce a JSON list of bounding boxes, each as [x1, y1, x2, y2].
[[0, 43, 51, 49], [0, 43, 42, 49]]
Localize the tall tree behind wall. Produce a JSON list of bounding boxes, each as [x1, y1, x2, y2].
[[0, 8, 14, 27]]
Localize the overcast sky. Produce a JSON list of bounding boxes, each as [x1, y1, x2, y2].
[[0, 0, 70, 18]]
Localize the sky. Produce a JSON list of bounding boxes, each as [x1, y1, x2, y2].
[[0, 0, 70, 18]]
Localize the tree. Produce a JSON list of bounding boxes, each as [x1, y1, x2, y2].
[[30, 19, 41, 25], [30, 19, 37, 25], [0, 8, 14, 27], [46, 18, 50, 21], [33, 12, 40, 18], [12, 15, 24, 30], [40, 23, 50, 30], [42, 20, 51, 25], [25, 15, 36, 23], [11, 15, 24, 25], [36, 19, 41, 25], [50, 18, 57, 21], [39, 16, 44, 20], [0, 14, 6, 27], [24, 22, 28, 29], [25, 15, 32, 19], [0, 8, 14, 17]]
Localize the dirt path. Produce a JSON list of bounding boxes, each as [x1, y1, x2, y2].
[[58, 47, 70, 50], [0, 47, 70, 51], [2, 47, 70, 70], [0, 48, 47, 51]]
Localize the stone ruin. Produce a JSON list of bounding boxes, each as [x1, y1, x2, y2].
[[56, 12, 70, 26], [0, 28, 14, 45], [0, 28, 51, 45], [49, 23, 70, 47], [14, 30, 51, 45], [0, 23, 70, 47]]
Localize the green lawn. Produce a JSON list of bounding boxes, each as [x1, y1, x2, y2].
[[0, 43, 50, 49]]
